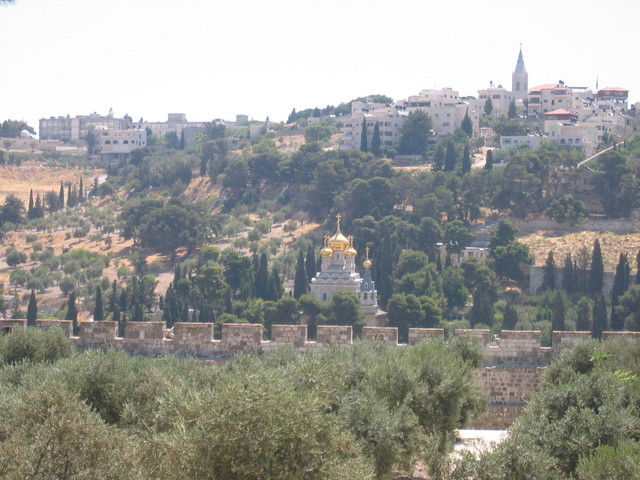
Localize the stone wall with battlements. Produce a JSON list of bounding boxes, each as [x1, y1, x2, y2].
[[3, 319, 640, 429]]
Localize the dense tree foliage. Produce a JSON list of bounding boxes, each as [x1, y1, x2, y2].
[[0, 331, 484, 479]]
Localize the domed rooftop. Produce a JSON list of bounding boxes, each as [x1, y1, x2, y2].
[[328, 214, 349, 251], [319, 235, 333, 257], [363, 247, 373, 269], [345, 236, 357, 258]]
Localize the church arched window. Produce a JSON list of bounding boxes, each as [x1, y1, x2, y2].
[[516, 81, 520, 91]]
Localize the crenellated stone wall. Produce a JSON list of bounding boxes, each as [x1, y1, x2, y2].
[[4, 319, 640, 429]]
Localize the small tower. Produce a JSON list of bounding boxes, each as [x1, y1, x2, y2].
[[358, 247, 379, 318], [512, 45, 528, 101]]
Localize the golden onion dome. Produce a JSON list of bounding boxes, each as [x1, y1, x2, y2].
[[320, 235, 333, 257], [328, 214, 349, 251], [345, 236, 357, 258], [363, 247, 373, 269]]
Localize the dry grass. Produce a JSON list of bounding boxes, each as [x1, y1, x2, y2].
[[0, 162, 99, 205], [520, 230, 640, 271]]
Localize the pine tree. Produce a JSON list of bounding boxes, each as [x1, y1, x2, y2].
[[305, 245, 316, 283], [502, 302, 519, 330], [589, 239, 604, 295], [484, 149, 493, 170], [444, 140, 457, 171], [66, 292, 78, 335], [551, 290, 565, 332], [461, 144, 471, 173], [58, 180, 65, 209], [562, 254, 575, 293], [542, 251, 556, 291], [371, 121, 381, 157], [26, 289, 37, 326], [461, 110, 473, 137], [93, 286, 104, 321], [591, 292, 607, 339], [293, 250, 307, 299], [360, 119, 368, 153], [27, 189, 34, 219]]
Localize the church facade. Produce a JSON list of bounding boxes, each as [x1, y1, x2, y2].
[[309, 215, 386, 326]]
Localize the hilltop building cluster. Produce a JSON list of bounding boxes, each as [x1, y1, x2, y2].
[[26, 47, 638, 160], [339, 48, 636, 156]]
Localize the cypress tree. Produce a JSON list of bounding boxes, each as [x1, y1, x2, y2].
[[360, 119, 368, 153], [293, 250, 307, 299], [562, 253, 575, 293], [484, 97, 493, 116], [551, 290, 565, 332], [58, 180, 65, 209], [444, 140, 457, 171], [305, 245, 316, 283], [541, 251, 556, 291], [255, 253, 269, 299], [576, 297, 591, 331], [484, 149, 493, 170], [377, 229, 394, 309], [93, 286, 104, 321], [589, 239, 604, 295], [461, 144, 472, 174], [434, 143, 445, 171], [502, 302, 519, 330], [591, 292, 607, 339], [26, 289, 37, 326], [66, 292, 78, 335], [271, 266, 284, 300], [28, 189, 34, 219], [461, 110, 473, 137], [610, 253, 630, 330], [67, 182, 73, 208], [508, 99, 518, 119], [79, 177, 84, 202], [371, 121, 381, 157], [179, 130, 185, 150]]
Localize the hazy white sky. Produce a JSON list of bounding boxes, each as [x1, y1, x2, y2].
[[1, 0, 638, 134]]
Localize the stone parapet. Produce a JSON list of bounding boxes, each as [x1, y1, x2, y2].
[[363, 327, 398, 345], [467, 405, 524, 430], [408, 328, 445, 345], [271, 325, 307, 348], [77, 321, 117, 348], [553, 331, 592, 353], [125, 321, 165, 341], [35, 319, 72, 337], [317, 326, 352, 346], [222, 323, 263, 354], [455, 329, 491, 347]]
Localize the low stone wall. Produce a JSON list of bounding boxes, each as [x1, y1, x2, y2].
[[468, 405, 525, 429], [363, 327, 398, 345], [408, 328, 445, 345], [6, 319, 640, 430]]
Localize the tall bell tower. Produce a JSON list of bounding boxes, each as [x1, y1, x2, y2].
[[512, 45, 528, 101]]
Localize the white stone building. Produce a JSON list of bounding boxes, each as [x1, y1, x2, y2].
[[339, 102, 407, 152], [99, 129, 147, 158]]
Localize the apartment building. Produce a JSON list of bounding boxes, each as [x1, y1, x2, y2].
[[99, 129, 147, 158], [339, 102, 407, 151], [39, 112, 132, 141]]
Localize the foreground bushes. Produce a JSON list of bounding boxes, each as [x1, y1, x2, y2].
[[0, 331, 485, 479]]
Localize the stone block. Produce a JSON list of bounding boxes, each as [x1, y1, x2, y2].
[[0, 319, 27, 334], [173, 322, 214, 344], [222, 323, 263, 353]]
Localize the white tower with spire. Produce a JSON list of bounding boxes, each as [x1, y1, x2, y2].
[[512, 45, 528, 101]]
